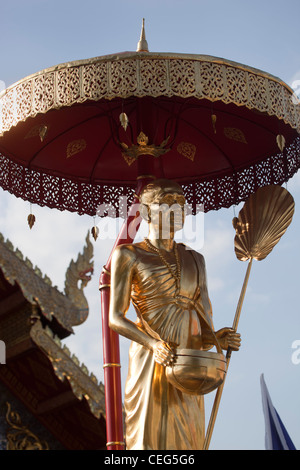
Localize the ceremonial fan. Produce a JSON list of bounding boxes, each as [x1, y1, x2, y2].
[[203, 184, 295, 449]]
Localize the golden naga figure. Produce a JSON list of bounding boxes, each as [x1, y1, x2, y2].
[[109, 179, 241, 450]]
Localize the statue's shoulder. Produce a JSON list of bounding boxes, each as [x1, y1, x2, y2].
[[178, 243, 206, 265], [112, 243, 138, 266]]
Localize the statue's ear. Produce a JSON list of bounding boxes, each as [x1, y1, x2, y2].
[[139, 203, 150, 222]]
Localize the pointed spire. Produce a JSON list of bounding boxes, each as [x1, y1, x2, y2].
[[136, 18, 149, 52]]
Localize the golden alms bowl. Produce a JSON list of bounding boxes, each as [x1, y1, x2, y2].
[[165, 349, 226, 395]]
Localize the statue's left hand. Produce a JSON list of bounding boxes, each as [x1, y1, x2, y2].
[[215, 328, 241, 351]]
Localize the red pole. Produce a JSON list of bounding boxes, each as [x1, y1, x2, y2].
[[100, 97, 160, 450], [99, 172, 155, 450]]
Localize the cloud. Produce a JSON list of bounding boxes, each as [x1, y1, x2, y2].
[[201, 217, 234, 273], [209, 276, 226, 292], [287, 171, 300, 193]]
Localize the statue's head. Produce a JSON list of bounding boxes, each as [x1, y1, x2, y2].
[[139, 179, 186, 235]]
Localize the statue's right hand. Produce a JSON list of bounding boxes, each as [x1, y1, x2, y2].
[[152, 340, 175, 367]]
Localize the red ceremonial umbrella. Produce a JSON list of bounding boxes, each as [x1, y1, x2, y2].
[[0, 20, 300, 449]]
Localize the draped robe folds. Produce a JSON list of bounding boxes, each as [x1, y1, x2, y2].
[[124, 242, 216, 450]]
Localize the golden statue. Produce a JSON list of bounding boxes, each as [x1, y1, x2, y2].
[[109, 179, 241, 450]]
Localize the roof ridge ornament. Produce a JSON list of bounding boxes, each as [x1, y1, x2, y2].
[[136, 18, 149, 52]]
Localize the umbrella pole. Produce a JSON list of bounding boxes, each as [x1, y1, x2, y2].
[[99, 172, 155, 451], [203, 257, 253, 450]]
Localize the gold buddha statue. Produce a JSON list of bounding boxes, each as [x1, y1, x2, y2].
[[109, 179, 241, 450]]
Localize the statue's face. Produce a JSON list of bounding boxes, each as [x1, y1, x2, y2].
[[148, 192, 186, 237]]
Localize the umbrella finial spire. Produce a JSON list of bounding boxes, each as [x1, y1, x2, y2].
[[136, 18, 149, 52]]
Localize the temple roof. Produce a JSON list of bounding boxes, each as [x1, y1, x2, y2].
[[0, 232, 94, 334], [0, 318, 106, 449], [0, 232, 106, 449]]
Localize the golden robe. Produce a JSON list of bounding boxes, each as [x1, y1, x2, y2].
[[124, 242, 215, 450]]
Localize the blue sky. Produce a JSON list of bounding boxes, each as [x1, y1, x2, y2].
[[1, 0, 300, 450]]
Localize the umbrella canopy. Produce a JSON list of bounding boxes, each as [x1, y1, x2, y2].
[[0, 45, 299, 216], [1, 24, 299, 451]]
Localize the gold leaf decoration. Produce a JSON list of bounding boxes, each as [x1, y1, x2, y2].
[[177, 142, 196, 161], [122, 152, 136, 166], [224, 127, 247, 144], [66, 139, 87, 158], [233, 185, 295, 261], [24, 124, 50, 140]]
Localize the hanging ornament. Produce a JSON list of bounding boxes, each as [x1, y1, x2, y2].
[[27, 203, 36, 229], [91, 217, 99, 241], [211, 114, 217, 134], [119, 112, 129, 131], [91, 226, 99, 241], [276, 134, 286, 152], [39, 125, 48, 142], [27, 213, 35, 229]]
